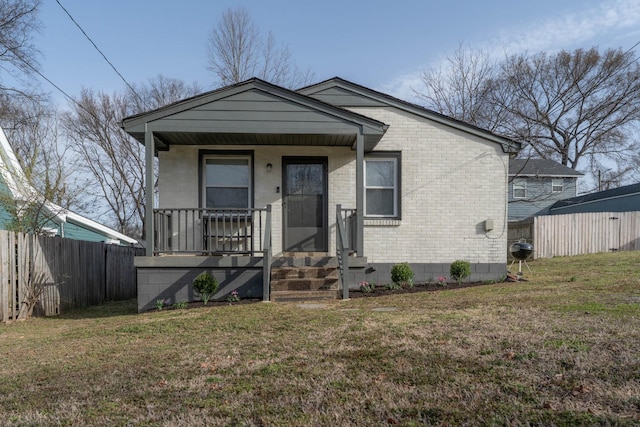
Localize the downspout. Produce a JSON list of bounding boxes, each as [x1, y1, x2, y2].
[[144, 124, 155, 256]]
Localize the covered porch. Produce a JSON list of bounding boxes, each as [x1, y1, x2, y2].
[[122, 79, 387, 311]]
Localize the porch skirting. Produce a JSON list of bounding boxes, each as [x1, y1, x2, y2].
[[135, 256, 264, 312], [135, 257, 507, 312]]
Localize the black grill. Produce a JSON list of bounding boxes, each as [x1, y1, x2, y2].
[[510, 242, 533, 260]]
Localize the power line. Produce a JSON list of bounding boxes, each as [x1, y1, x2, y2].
[[54, 0, 146, 107], [625, 40, 640, 55], [7, 50, 96, 118]]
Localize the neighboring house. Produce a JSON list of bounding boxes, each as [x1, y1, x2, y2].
[[548, 182, 640, 215], [123, 77, 520, 312], [0, 126, 138, 246], [508, 158, 583, 221]]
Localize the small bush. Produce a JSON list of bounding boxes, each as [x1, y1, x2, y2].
[[192, 272, 219, 305], [391, 262, 414, 288], [450, 260, 471, 284]]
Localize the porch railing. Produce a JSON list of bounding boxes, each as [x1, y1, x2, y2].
[[336, 205, 357, 299], [154, 207, 270, 256]]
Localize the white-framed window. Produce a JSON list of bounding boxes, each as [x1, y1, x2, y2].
[[364, 155, 399, 217], [552, 179, 563, 193], [513, 178, 526, 198], [203, 155, 252, 208]]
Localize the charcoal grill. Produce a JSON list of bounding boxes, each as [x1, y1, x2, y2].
[[509, 241, 533, 275]]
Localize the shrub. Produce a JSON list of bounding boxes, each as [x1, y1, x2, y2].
[[386, 282, 402, 290], [192, 272, 219, 305], [450, 260, 471, 284], [155, 298, 168, 311], [391, 262, 414, 288]]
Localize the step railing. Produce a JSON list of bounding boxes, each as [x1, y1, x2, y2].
[[336, 205, 357, 299], [262, 205, 272, 302]]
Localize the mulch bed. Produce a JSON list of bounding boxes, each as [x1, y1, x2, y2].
[[153, 278, 518, 311], [348, 281, 493, 298]]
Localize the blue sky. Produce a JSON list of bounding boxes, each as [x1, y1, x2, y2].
[[35, 0, 640, 105]]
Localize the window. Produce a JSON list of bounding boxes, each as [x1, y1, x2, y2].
[[513, 178, 526, 198], [552, 179, 563, 193], [364, 155, 399, 217], [203, 156, 251, 208]]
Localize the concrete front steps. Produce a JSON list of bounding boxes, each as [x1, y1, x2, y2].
[[270, 255, 340, 302]]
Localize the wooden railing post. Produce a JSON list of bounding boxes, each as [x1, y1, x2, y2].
[[262, 205, 272, 302], [336, 205, 350, 300]]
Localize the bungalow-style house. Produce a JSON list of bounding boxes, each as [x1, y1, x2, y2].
[[508, 158, 583, 221], [123, 77, 520, 312], [0, 126, 138, 246], [548, 182, 640, 215]]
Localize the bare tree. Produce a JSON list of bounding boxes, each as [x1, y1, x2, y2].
[[127, 74, 202, 112], [417, 46, 640, 187], [0, 95, 86, 233], [497, 48, 640, 171], [0, 0, 41, 97], [207, 7, 313, 89], [63, 76, 201, 239], [415, 44, 504, 132]]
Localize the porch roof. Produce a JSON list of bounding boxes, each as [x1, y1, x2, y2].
[[122, 78, 388, 151]]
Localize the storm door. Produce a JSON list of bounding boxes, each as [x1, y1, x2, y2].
[[283, 157, 328, 252]]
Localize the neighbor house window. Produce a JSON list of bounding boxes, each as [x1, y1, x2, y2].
[[552, 179, 563, 193], [203, 156, 252, 208], [513, 178, 526, 198], [364, 155, 399, 217]]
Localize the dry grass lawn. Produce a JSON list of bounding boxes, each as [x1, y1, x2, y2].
[[0, 252, 639, 426]]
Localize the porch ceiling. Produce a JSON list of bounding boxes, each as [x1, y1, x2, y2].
[[151, 132, 359, 150]]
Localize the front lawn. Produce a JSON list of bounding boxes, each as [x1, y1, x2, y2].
[[1, 252, 639, 426]]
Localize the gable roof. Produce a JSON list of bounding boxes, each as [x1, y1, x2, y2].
[[550, 182, 640, 210], [297, 77, 521, 154], [509, 159, 584, 178], [0, 126, 138, 245], [122, 78, 389, 151]]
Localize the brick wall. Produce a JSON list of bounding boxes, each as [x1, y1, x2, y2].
[[349, 106, 509, 265], [157, 106, 509, 266]]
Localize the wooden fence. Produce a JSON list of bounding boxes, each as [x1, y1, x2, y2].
[[0, 231, 143, 322], [508, 211, 640, 259]]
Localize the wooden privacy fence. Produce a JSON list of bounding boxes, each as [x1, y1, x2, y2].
[[0, 231, 143, 322], [508, 211, 640, 259]]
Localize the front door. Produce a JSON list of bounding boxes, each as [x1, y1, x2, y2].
[[283, 157, 328, 252]]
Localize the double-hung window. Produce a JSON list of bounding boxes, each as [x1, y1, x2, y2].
[[551, 179, 563, 193], [203, 156, 252, 209], [364, 155, 399, 218], [513, 178, 526, 198]]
